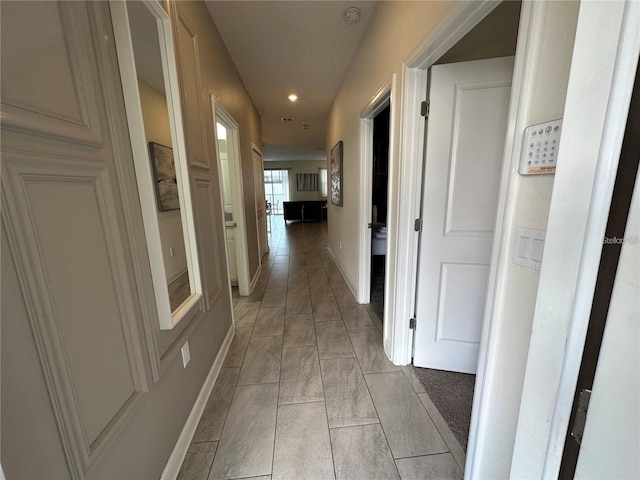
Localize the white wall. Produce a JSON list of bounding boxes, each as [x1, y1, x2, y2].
[[510, 1, 640, 477], [326, 1, 450, 289], [266, 160, 327, 202], [469, 2, 579, 478]]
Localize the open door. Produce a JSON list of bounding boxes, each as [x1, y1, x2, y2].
[[212, 100, 252, 295], [413, 57, 514, 374]]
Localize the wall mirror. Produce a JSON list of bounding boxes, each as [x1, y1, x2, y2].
[[110, 0, 202, 329]]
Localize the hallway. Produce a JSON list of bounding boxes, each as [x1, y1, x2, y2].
[[177, 216, 464, 479]]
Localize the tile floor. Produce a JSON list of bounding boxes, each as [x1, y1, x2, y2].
[[177, 216, 465, 480]]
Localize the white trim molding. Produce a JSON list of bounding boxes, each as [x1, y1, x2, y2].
[[511, 1, 640, 477], [357, 76, 394, 305], [211, 96, 252, 296]]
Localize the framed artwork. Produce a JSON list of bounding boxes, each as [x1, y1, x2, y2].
[[296, 173, 319, 191], [149, 142, 180, 211], [330, 141, 343, 206]]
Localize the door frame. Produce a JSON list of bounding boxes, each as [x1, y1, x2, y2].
[[388, 0, 507, 365], [393, 0, 529, 475], [357, 77, 394, 305], [394, 0, 640, 478], [511, 2, 640, 477], [211, 96, 251, 296], [252, 144, 268, 260]]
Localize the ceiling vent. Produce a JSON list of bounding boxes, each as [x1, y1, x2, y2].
[[280, 117, 294, 122], [343, 7, 361, 25]]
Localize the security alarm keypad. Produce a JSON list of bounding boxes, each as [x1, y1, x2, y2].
[[519, 119, 563, 175]]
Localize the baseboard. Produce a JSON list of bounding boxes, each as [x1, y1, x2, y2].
[[326, 245, 359, 301], [160, 324, 235, 480], [167, 267, 188, 284], [249, 263, 262, 294]]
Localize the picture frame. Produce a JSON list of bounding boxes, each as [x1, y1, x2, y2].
[[330, 140, 343, 206], [149, 142, 180, 211], [296, 173, 319, 191]]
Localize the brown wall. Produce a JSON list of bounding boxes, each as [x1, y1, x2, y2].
[[175, 0, 263, 280], [0, 1, 261, 477]]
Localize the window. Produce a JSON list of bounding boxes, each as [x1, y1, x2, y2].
[[319, 167, 328, 198], [264, 169, 289, 214]]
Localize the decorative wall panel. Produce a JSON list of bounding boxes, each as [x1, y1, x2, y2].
[[0, 2, 103, 147], [0, 2, 152, 476], [193, 176, 223, 308], [2, 153, 146, 475], [175, 10, 209, 169]]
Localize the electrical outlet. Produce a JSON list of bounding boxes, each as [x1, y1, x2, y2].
[[169, 247, 175, 257], [181, 341, 190, 368]]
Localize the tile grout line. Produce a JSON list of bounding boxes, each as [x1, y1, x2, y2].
[[268, 233, 286, 479]]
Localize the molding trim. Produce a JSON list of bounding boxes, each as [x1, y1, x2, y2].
[[251, 145, 269, 258], [174, 8, 209, 170], [0, 2, 104, 148], [512, 1, 640, 477], [466, 2, 541, 477], [192, 176, 223, 310], [210, 96, 252, 296], [249, 263, 262, 294], [160, 324, 235, 480], [357, 76, 394, 305]]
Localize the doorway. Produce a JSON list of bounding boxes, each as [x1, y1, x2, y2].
[[370, 105, 390, 322], [409, 0, 521, 453], [264, 169, 290, 216], [212, 98, 252, 296]]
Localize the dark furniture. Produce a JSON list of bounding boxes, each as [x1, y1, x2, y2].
[[283, 200, 326, 222]]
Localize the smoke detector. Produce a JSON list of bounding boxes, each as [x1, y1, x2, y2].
[[343, 7, 360, 25]]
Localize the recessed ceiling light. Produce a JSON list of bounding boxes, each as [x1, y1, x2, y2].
[[288, 94, 298, 102]]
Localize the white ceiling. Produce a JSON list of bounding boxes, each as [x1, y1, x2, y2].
[[205, 1, 377, 161]]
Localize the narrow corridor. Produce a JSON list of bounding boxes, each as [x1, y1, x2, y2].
[[177, 216, 464, 479]]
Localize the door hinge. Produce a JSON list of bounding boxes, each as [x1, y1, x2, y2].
[[421, 100, 430, 117], [570, 388, 591, 445], [414, 218, 423, 232], [409, 318, 416, 330]]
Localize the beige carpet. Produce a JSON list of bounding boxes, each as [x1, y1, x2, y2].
[[412, 367, 475, 450]]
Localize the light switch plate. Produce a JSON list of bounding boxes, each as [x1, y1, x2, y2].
[[513, 227, 546, 270], [519, 119, 563, 175]]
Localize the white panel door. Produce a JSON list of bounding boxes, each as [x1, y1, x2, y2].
[[414, 57, 514, 374]]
